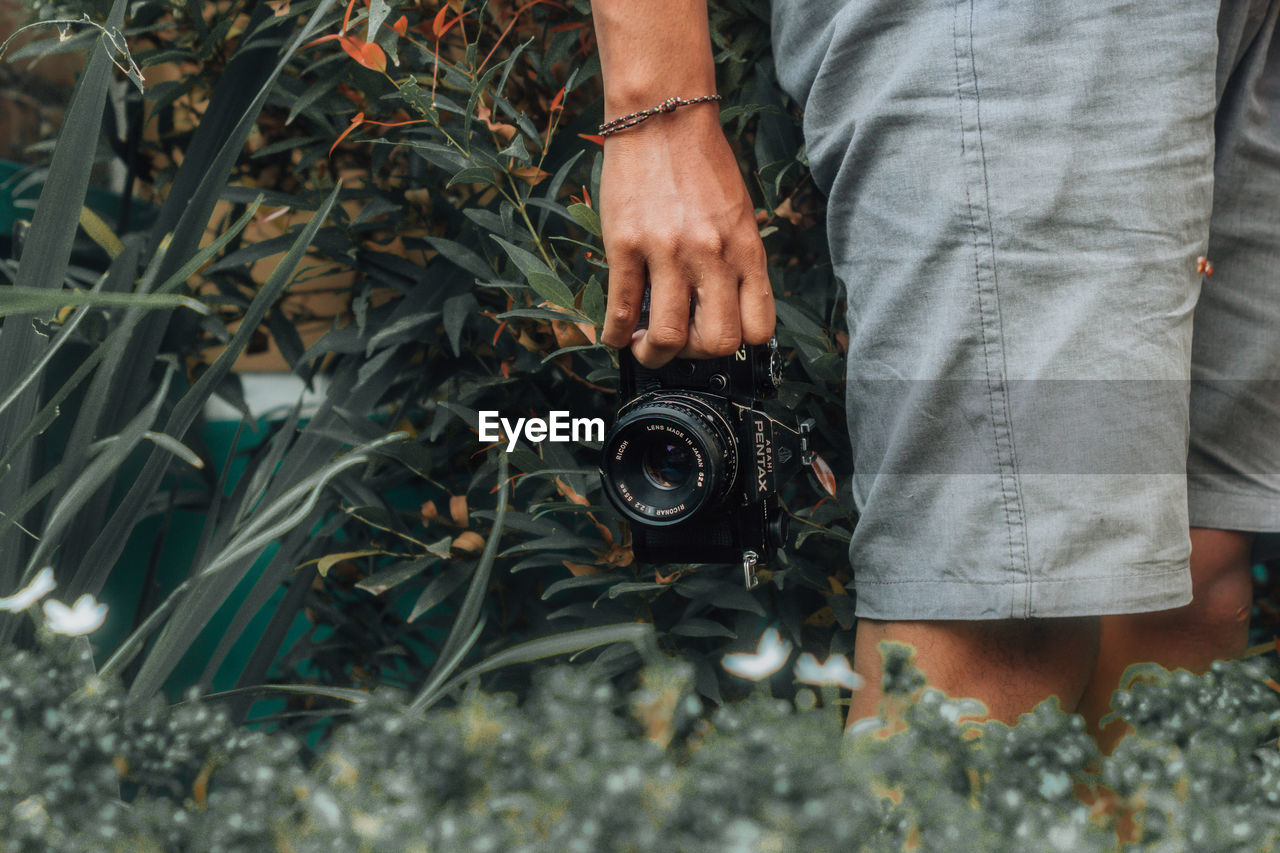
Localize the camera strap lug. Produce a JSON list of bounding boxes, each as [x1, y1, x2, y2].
[[742, 550, 760, 590], [799, 419, 815, 466]]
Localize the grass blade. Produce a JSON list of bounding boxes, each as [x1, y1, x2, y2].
[[0, 0, 130, 582], [72, 184, 343, 600], [409, 452, 509, 709], [0, 287, 207, 316], [408, 623, 658, 714]]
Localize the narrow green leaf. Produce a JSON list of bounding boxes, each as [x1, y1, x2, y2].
[[356, 556, 439, 596], [0, 288, 207, 317], [425, 236, 493, 281], [193, 683, 372, 706], [408, 562, 472, 622], [541, 572, 619, 600], [581, 275, 606, 325], [525, 272, 577, 311], [104, 432, 408, 686], [491, 234, 550, 279], [536, 149, 585, 232], [411, 623, 657, 713], [408, 453, 509, 713], [0, 0, 130, 581], [78, 206, 123, 258], [443, 293, 478, 356], [567, 203, 601, 237], [22, 363, 178, 574], [0, 272, 108, 419], [395, 76, 438, 123], [447, 166, 499, 188], [670, 617, 736, 639], [76, 184, 343, 602], [142, 431, 204, 469]]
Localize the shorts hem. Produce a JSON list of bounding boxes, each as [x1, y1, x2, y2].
[[851, 560, 1192, 620], [1187, 486, 1280, 534]]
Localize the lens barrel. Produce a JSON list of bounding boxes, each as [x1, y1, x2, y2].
[[601, 394, 736, 526]]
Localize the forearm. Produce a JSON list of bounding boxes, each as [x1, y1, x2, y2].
[[592, 1, 717, 119], [590, 1, 773, 364]]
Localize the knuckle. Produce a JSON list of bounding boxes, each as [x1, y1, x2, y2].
[[645, 325, 686, 350], [702, 334, 741, 358], [684, 227, 725, 257], [608, 303, 637, 325], [607, 229, 645, 254]]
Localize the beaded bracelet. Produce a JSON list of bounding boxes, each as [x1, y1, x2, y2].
[[597, 94, 722, 138]]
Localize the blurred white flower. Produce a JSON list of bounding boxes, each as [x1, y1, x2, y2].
[[794, 652, 865, 691], [42, 594, 107, 636], [0, 568, 56, 612], [722, 627, 792, 680]]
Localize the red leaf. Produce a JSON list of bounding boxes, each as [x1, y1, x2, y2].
[[302, 32, 341, 49], [393, 14, 408, 36], [811, 453, 837, 498], [361, 116, 428, 128], [549, 86, 565, 113], [478, 0, 567, 74], [555, 477, 590, 506], [330, 112, 365, 157], [511, 166, 549, 186], [577, 133, 604, 146], [338, 36, 386, 72], [437, 9, 474, 39], [432, 6, 449, 37], [564, 560, 602, 577]]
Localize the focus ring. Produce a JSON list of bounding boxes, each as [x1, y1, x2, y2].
[[625, 397, 736, 502], [601, 394, 737, 526]]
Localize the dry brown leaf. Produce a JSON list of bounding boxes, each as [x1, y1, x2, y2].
[[450, 494, 469, 527], [452, 531, 485, 552], [555, 476, 589, 506], [803, 606, 836, 628], [811, 453, 838, 498], [511, 166, 549, 186]]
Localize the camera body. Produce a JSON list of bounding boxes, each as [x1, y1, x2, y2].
[[599, 337, 812, 588]]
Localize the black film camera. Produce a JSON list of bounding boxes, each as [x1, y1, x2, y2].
[[599, 318, 813, 589]]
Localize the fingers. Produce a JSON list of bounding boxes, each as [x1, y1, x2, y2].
[[608, 236, 775, 368], [601, 245, 646, 349], [630, 257, 690, 368], [738, 257, 775, 346], [680, 271, 741, 359]]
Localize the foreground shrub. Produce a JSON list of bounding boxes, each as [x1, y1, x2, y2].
[[4, 632, 1279, 852]]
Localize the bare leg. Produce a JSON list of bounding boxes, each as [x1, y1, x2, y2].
[[847, 616, 1101, 730], [1077, 527, 1255, 753]]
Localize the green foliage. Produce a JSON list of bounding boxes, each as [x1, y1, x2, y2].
[[1, 0, 852, 724], [3, 631, 1280, 851]]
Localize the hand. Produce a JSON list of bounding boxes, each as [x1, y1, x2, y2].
[[598, 107, 774, 368]]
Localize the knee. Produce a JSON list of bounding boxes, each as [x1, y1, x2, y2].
[[1188, 528, 1254, 626], [1190, 562, 1252, 627]]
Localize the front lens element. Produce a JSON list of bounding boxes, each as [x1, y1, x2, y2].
[[642, 441, 693, 490], [600, 394, 736, 526]]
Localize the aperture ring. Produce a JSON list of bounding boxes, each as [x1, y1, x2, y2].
[[601, 394, 738, 526]]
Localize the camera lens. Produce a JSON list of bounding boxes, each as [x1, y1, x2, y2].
[[601, 394, 736, 526], [642, 442, 693, 490]]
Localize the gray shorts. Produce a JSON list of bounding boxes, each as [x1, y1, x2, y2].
[[771, 0, 1280, 619]]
